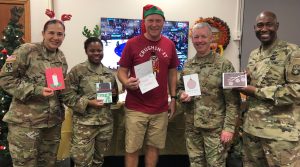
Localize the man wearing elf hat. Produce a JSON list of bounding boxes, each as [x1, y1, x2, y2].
[[117, 4, 179, 167]]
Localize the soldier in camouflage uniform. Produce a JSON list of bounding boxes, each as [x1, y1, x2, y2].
[[178, 22, 240, 167], [62, 37, 118, 167], [0, 19, 68, 167], [238, 11, 300, 167]]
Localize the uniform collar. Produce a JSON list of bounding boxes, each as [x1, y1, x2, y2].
[[85, 60, 106, 74], [259, 39, 279, 55], [40, 42, 59, 60], [193, 51, 216, 64]]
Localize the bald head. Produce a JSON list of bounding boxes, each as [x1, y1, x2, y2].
[[256, 11, 277, 23]]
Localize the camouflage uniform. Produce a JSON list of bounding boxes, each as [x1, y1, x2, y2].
[[178, 52, 240, 167], [0, 42, 68, 167], [243, 40, 300, 167], [62, 60, 118, 167]]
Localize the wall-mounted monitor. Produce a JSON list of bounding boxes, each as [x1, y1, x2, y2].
[[100, 17, 189, 70]]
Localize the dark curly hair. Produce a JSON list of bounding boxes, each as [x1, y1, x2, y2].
[[84, 37, 103, 52]]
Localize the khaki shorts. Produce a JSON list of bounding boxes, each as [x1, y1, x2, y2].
[[125, 108, 168, 153]]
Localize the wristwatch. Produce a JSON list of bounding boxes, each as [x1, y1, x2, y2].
[[171, 95, 178, 100]]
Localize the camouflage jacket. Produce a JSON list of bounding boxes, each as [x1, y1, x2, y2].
[[0, 42, 68, 128], [62, 60, 118, 125], [178, 52, 240, 132], [243, 40, 300, 141]]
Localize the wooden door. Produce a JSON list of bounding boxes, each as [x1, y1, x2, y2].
[[0, 0, 31, 42]]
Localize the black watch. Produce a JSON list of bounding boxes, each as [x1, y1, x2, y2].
[[171, 95, 178, 100]]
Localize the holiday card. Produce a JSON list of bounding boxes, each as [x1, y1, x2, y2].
[[183, 74, 201, 96], [223, 72, 247, 89], [134, 60, 159, 94], [45, 67, 65, 90], [96, 82, 112, 103]]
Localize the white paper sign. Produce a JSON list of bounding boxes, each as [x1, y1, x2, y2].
[[183, 74, 201, 96], [134, 60, 159, 94]]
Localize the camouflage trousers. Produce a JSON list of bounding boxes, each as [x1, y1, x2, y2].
[[185, 121, 226, 167], [243, 132, 300, 167], [7, 124, 61, 167], [71, 123, 113, 167]]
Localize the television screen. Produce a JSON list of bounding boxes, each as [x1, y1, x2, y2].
[[100, 17, 189, 70]]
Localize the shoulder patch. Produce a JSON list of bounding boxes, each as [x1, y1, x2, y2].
[[3, 55, 17, 73], [4, 62, 13, 72], [286, 52, 300, 83]]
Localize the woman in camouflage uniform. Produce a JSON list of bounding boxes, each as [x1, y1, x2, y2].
[[0, 19, 68, 167], [62, 37, 118, 167]]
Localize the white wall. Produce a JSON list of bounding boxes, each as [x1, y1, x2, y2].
[[30, 0, 242, 71], [30, 0, 49, 42]]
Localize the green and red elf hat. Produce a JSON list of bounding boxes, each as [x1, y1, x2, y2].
[[141, 4, 165, 34]]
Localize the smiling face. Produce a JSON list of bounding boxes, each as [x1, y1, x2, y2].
[[191, 26, 213, 56], [144, 14, 164, 41], [254, 12, 279, 47], [42, 22, 65, 51], [86, 41, 103, 65]]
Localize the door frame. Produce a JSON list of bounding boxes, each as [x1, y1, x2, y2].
[[0, 0, 31, 42]]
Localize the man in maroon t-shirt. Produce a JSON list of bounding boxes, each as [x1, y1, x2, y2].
[[117, 4, 179, 167]]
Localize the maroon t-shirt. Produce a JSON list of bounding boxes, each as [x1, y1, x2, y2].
[[119, 35, 179, 114]]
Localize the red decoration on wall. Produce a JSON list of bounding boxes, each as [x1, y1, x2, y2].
[[193, 17, 231, 50]]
